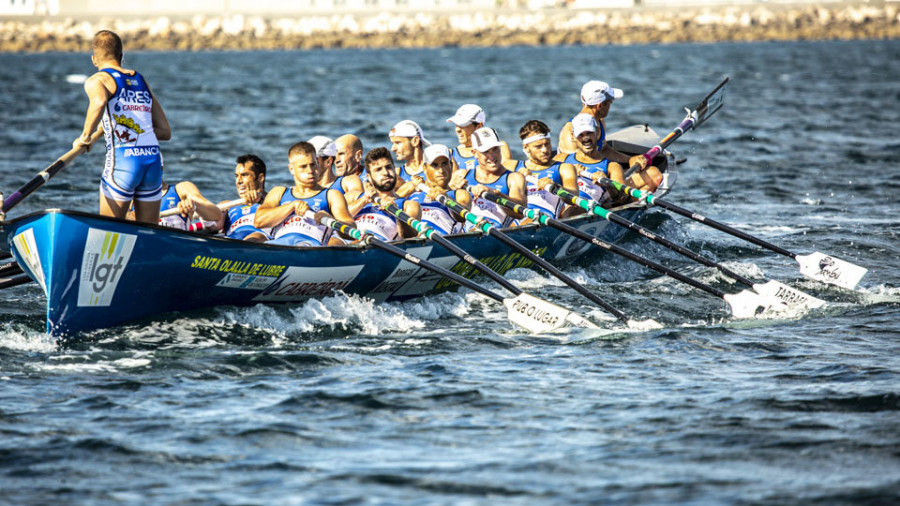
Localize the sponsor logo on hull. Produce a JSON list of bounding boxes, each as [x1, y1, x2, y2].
[[12, 228, 47, 295], [77, 228, 137, 307], [252, 265, 364, 302]]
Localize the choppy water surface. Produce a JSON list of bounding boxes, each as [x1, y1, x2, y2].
[[1, 40, 899, 504]]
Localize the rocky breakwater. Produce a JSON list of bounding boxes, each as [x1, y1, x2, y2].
[[1, 4, 898, 52]]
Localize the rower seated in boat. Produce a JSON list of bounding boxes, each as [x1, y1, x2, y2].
[[449, 127, 526, 230], [255, 141, 355, 246], [220, 154, 272, 243], [325, 134, 366, 200], [556, 113, 627, 209], [405, 144, 466, 235], [513, 120, 579, 224], [158, 179, 224, 232], [351, 147, 420, 241], [446, 104, 513, 173]]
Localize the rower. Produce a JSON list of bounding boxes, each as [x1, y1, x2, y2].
[[388, 120, 430, 181], [334, 134, 364, 178], [157, 180, 224, 232], [317, 135, 364, 202], [255, 141, 355, 246], [449, 127, 526, 230], [353, 147, 421, 241], [220, 154, 272, 242], [406, 144, 466, 235], [514, 120, 579, 223], [446, 104, 512, 172], [556, 113, 626, 208], [309, 136, 337, 182]]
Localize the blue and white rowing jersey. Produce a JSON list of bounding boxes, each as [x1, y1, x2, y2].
[[269, 188, 333, 246], [355, 197, 405, 241], [462, 169, 514, 230], [562, 152, 611, 204], [451, 147, 478, 172], [158, 185, 189, 230], [516, 160, 564, 218], [398, 163, 425, 181], [407, 192, 462, 235], [100, 68, 163, 202], [224, 203, 272, 240]]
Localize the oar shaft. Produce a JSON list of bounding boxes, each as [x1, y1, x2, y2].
[[0, 261, 23, 278], [436, 193, 631, 323], [0, 273, 32, 290], [2, 129, 104, 214], [319, 216, 505, 303], [480, 192, 727, 300], [599, 177, 797, 260], [380, 202, 522, 295], [555, 182, 757, 288]]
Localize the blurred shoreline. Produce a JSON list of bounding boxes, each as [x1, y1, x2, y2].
[[2, 3, 898, 52]]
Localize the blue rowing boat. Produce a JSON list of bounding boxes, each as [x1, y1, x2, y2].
[[0, 126, 676, 337]]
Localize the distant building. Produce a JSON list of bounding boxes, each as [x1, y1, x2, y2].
[[1, 0, 59, 15]]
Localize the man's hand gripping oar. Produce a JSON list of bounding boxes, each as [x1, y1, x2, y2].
[[373, 196, 599, 332], [553, 177, 824, 312], [476, 189, 790, 319], [311, 211, 594, 334], [432, 189, 661, 330]]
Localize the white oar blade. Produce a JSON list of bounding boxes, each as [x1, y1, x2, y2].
[[626, 319, 663, 331], [753, 280, 827, 310], [504, 293, 595, 333], [796, 252, 867, 290], [724, 290, 789, 319]]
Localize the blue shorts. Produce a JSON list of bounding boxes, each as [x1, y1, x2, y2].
[[101, 146, 164, 202]]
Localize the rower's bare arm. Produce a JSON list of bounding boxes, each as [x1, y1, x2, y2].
[[74, 74, 112, 149], [557, 122, 576, 154], [254, 187, 292, 228], [455, 189, 472, 209], [327, 189, 356, 226], [342, 175, 364, 204], [599, 144, 630, 164], [500, 141, 513, 162], [400, 200, 421, 238], [559, 162, 580, 216], [176, 182, 223, 227], [507, 172, 527, 219], [147, 83, 171, 141]]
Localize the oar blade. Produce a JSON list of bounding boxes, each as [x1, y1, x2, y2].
[[795, 251, 867, 290], [752, 280, 826, 310], [626, 318, 664, 331], [503, 293, 598, 333], [723, 289, 789, 319]]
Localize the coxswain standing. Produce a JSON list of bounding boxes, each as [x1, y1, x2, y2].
[[514, 120, 579, 223], [449, 127, 527, 230], [73, 30, 171, 224], [220, 154, 272, 243], [255, 141, 355, 246], [406, 144, 467, 235], [353, 147, 421, 241], [445, 104, 512, 172]]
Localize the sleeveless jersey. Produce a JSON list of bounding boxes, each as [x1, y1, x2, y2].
[[463, 169, 514, 229], [158, 185, 189, 230], [563, 152, 611, 204], [398, 163, 425, 181], [407, 192, 462, 235], [270, 188, 333, 246], [355, 197, 405, 241], [451, 147, 479, 172], [516, 160, 564, 218], [225, 203, 272, 240]]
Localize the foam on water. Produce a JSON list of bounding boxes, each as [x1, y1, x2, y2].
[[65, 73, 87, 84], [0, 324, 56, 353]]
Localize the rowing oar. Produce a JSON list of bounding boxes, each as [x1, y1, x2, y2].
[[476, 190, 791, 319], [374, 199, 599, 330], [0, 258, 23, 278], [0, 273, 31, 290], [624, 77, 729, 178], [316, 214, 596, 334], [598, 177, 868, 290], [431, 193, 660, 329], [1, 129, 104, 220], [550, 179, 824, 310]]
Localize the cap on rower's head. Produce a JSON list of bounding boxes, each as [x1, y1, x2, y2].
[[424, 144, 452, 165], [389, 120, 431, 147], [446, 104, 486, 127], [572, 114, 599, 137], [308, 136, 337, 157], [580, 80, 623, 106], [470, 127, 503, 153]]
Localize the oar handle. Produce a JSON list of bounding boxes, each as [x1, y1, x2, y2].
[[2, 129, 104, 214]]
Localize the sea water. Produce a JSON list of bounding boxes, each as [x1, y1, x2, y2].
[[1, 40, 899, 504]]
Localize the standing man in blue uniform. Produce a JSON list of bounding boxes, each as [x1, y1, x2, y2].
[[73, 30, 171, 224], [220, 154, 272, 242]]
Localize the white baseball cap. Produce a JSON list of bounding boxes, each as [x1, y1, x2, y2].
[[470, 127, 503, 153], [446, 104, 486, 127], [571, 113, 599, 137], [580, 80, 624, 106], [389, 120, 431, 147], [308, 136, 337, 157], [423, 144, 452, 165]]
